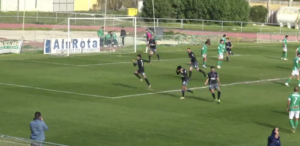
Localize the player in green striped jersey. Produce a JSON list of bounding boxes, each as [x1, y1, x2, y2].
[[295, 46, 300, 57], [201, 41, 209, 68], [221, 34, 227, 44], [217, 40, 225, 69], [287, 87, 300, 133], [285, 53, 300, 87], [282, 35, 288, 60]]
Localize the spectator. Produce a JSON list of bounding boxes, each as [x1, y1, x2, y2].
[[105, 32, 112, 46], [97, 27, 104, 47], [112, 31, 118, 47], [268, 127, 281, 146], [120, 27, 126, 46], [30, 112, 48, 146]]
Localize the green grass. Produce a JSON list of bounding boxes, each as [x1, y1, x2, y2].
[[0, 43, 300, 146]]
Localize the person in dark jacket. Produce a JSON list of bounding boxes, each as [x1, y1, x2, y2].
[[120, 27, 126, 46], [268, 127, 281, 146]]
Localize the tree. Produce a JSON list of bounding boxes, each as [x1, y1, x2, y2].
[[141, 0, 172, 19], [250, 6, 269, 23]]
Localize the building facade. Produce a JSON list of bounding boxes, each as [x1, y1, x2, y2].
[[0, 0, 98, 12]]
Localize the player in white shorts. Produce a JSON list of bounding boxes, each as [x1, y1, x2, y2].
[[285, 54, 300, 87], [287, 87, 300, 133]]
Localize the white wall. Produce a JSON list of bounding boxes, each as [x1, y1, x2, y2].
[[1, 0, 53, 12], [18, 0, 36, 11], [1, 0, 18, 11], [36, 0, 53, 12]]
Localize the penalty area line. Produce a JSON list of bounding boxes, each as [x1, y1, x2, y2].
[[0, 82, 110, 99], [111, 77, 287, 99]]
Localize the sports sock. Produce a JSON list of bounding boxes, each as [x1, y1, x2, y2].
[[217, 61, 220, 66], [198, 69, 206, 77], [189, 71, 192, 78], [290, 119, 295, 128], [220, 61, 223, 66], [282, 52, 285, 58], [295, 121, 299, 129], [226, 56, 229, 61], [203, 61, 206, 66], [298, 79, 300, 84], [218, 91, 221, 99], [286, 78, 291, 83], [148, 55, 151, 63], [212, 93, 215, 99], [187, 89, 193, 93], [134, 73, 141, 79], [181, 89, 185, 97], [285, 52, 288, 59], [145, 47, 148, 53], [144, 78, 150, 86], [157, 54, 160, 60]]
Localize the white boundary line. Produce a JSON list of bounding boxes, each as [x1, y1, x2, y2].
[[0, 82, 110, 99], [111, 77, 287, 99]]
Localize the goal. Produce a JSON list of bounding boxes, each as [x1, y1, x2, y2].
[[45, 17, 137, 56]]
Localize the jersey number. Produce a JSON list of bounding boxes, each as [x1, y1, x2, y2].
[[294, 97, 298, 104]]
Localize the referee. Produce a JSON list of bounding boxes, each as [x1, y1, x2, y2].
[[205, 66, 222, 103]]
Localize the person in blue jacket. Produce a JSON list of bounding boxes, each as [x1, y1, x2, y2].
[[268, 127, 281, 146]]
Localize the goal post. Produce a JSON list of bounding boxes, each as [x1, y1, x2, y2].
[[67, 17, 137, 56], [44, 17, 137, 56]]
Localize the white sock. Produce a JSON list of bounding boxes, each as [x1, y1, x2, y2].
[[145, 47, 148, 53]]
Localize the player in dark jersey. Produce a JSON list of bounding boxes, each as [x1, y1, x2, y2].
[[176, 66, 193, 99], [225, 38, 233, 61], [187, 48, 206, 80], [148, 36, 160, 64], [205, 66, 222, 103], [133, 54, 151, 89]]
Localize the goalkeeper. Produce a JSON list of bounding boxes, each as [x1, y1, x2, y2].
[[148, 36, 160, 64]]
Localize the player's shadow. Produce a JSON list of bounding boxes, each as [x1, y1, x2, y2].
[[276, 66, 290, 70], [113, 83, 137, 89], [265, 56, 279, 60], [270, 81, 285, 86], [160, 93, 211, 102], [254, 122, 290, 133], [271, 110, 287, 115]]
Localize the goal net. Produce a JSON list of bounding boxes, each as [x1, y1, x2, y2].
[[45, 17, 137, 56]]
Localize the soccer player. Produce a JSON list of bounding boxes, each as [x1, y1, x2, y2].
[[133, 54, 151, 89], [201, 41, 209, 68], [287, 87, 300, 133], [145, 30, 152, 53], [148, 36, 160, 64], [225, 38, 233, 61], [282, 35, 288, 60], [97, 27, 104, 47], [221, 34, 227, 45], [187, 48, 206, 79], [176, 66, 193, 100], [295, 46, 300, 57], [217, 40, 225, 69], [205, 66, 222, 103], [285, 53, 300, 87]]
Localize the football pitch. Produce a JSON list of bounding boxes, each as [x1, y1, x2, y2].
[[1, 43, 300, 146]]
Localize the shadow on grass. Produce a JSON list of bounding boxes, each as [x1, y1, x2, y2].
[[160, 92, 212, 102], [276, 66, 290, 70], [254, 122, 290, 133], [113, 83, 137, 89], [271, 110, 287, 115], [265, 56, 279, 60], [271, 81, 285, 86]]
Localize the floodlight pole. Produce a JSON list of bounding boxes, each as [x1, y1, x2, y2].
[[22, 0, 26, 37], [152, 0, 156, 34], [103, 0, 107, 32]]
